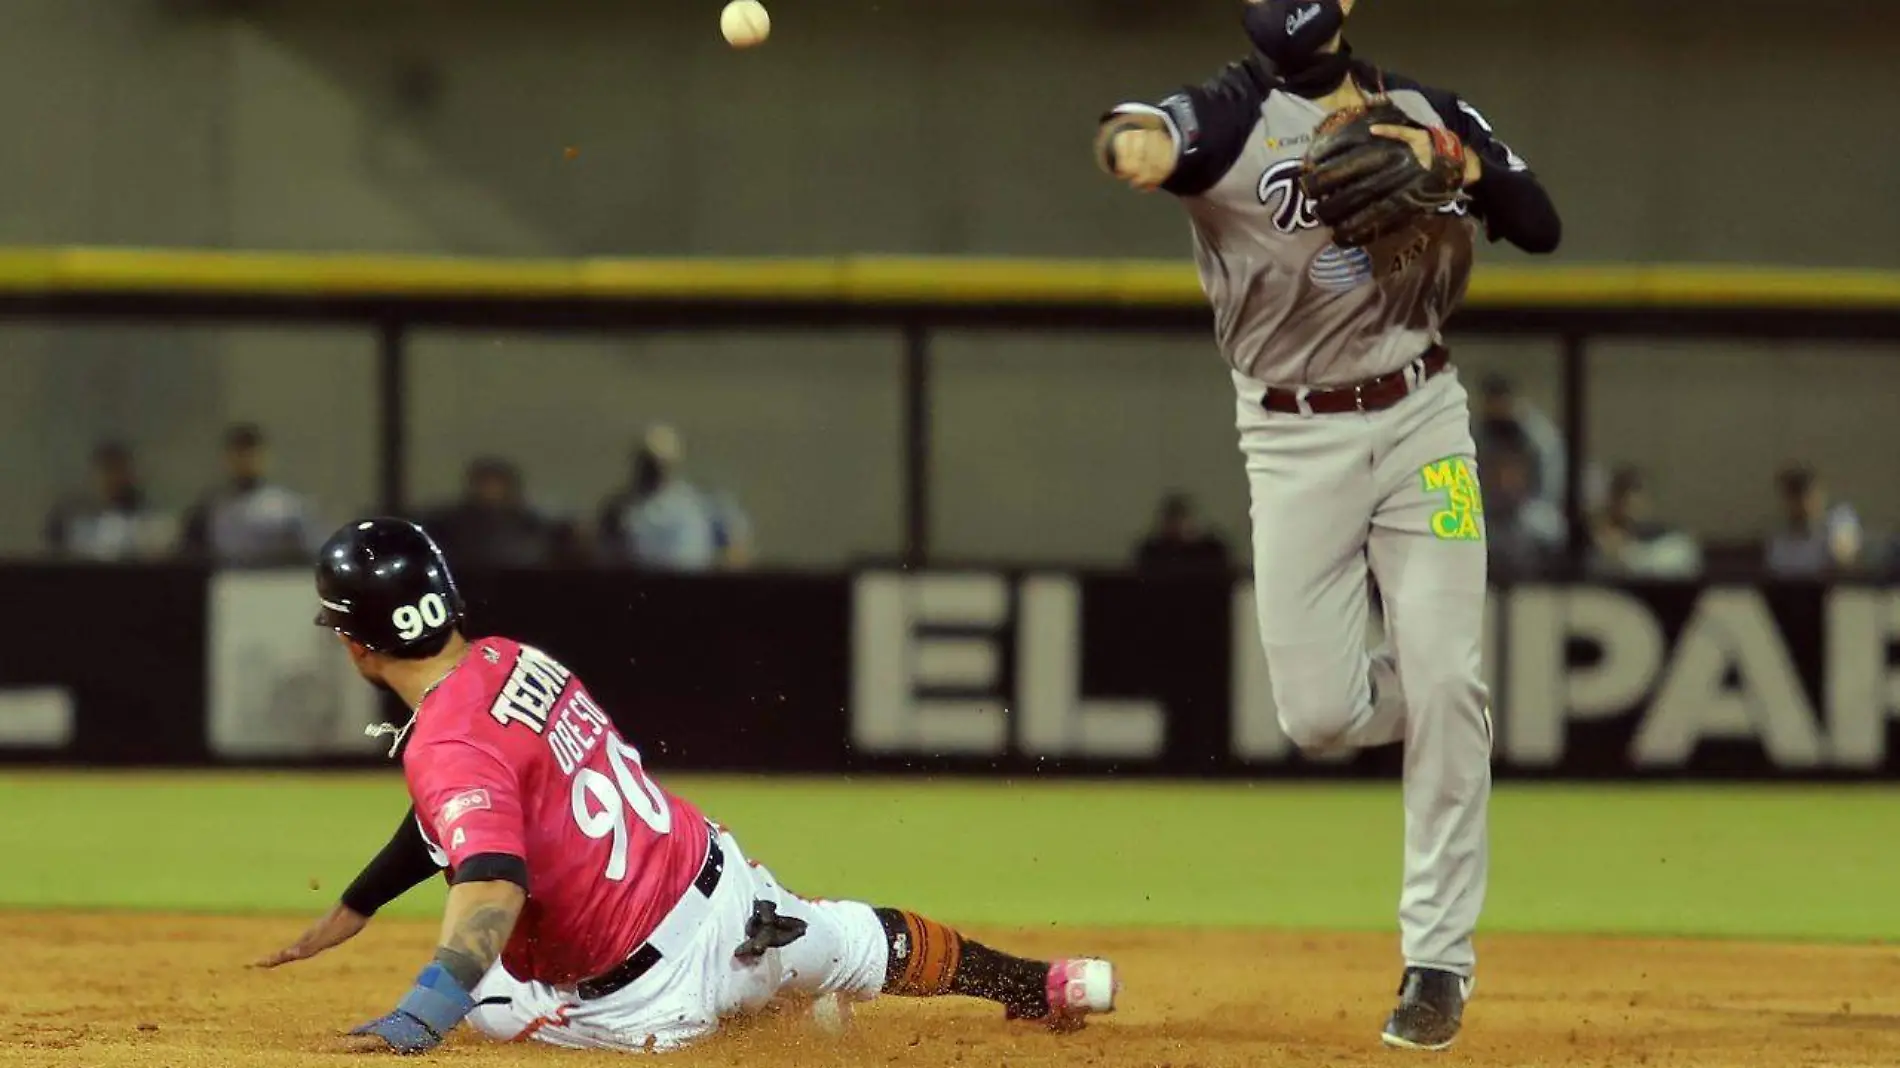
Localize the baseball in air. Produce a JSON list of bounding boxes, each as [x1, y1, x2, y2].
[[720, 1, 770, 48]]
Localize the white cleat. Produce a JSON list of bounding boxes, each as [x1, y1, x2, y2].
[[1023, 958, 1118, 1032]]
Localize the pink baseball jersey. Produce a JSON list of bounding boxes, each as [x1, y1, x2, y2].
[[403, 636, 708, 986]]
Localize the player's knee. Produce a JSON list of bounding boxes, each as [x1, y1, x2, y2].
[[1264, 641, 1373, 752], [1273, 681, 1362, 752], [1277, 707, 1349, 751]]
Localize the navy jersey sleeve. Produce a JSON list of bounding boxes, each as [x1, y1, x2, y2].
[[1106, 59, 1268, 198], [1415, 87, 1562, 254]]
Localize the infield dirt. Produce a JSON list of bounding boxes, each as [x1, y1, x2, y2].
[[6, 913, 1900, 1067]]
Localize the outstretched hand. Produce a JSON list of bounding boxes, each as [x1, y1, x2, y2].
[[253, 903, 370, 969], [1095, 117, 1176, 192]]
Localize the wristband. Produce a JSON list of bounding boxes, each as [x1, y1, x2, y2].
[[396, 961, 479, 1035], [348, 961, 480, 1053]]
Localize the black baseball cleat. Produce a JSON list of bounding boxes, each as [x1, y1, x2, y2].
[[1380, 967, 1470, 1051]]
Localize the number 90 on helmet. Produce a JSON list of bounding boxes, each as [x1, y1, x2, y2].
[[313, 518, 466, 656]]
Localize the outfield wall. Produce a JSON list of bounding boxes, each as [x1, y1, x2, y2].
[[2, 566, 1894, 780]]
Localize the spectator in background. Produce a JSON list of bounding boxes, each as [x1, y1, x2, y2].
[[597, 424, 752, 572], [1133, 492, 1229, 575], [44, 440, 174, 560], [1473, 373, 1566, 515], [1587, 466, 1702, 578], [1479, 430, 1566, 577], [419, 457, 564, 567], [1765, 465, 1862, 578], [179, 423, 319, 566]]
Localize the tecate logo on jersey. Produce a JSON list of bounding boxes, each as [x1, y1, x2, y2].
[[487, 645, 573, 731]]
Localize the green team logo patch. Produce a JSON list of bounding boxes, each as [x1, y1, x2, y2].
[[1420, 457, 1484, 541]]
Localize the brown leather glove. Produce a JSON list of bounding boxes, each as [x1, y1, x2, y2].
[[1299, 97, 1466, 248]]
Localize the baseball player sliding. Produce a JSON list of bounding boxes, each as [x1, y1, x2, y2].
[[1095, 0, 1560, 1051], [258, 519, 1117, 1054]]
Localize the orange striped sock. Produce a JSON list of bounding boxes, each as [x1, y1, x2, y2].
[[873, 908, 1049, 1015]]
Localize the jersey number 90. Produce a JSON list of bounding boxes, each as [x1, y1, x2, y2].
[[571, 735, 672, 881]]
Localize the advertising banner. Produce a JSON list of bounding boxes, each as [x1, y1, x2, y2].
[[3, 564, 1895, 779]]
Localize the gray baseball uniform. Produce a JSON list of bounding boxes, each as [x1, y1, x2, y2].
[[1111, 56, 1559, 978]]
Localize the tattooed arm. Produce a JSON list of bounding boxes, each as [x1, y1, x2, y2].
[[360, 733, 533, 1053], [429, 879, 527, 990], [344, 870, 528, 1055]]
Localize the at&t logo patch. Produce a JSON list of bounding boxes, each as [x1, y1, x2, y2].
[[1309, 244, 1374, 290]]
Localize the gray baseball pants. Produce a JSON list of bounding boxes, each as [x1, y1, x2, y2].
[[1234, 365, 1492, 977]]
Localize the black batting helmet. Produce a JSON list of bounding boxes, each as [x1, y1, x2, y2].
[[313, 518, 465, 655]]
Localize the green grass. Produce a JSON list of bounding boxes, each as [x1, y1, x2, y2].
[[1, 772, 1895, 941]]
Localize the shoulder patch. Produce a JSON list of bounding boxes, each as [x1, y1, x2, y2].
[[439, 788, 491, 828]]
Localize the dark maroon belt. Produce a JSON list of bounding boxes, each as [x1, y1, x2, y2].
[[1262, 346, 1451, 415]]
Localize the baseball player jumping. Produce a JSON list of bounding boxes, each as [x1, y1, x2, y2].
[[1095, 0, 1559, 1051], [258, 519, 1117, 1054]]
